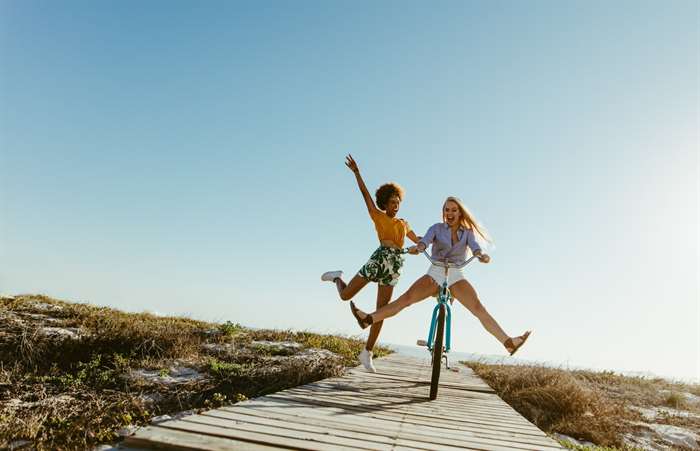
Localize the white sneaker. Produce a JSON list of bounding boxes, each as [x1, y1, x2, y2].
[[359, 349, 376, 373], [321, 270, 343, 282]]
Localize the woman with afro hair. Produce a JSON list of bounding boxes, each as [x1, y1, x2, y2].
[[322, 154, 421, 372]]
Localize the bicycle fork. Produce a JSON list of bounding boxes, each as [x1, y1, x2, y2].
[[424, 299, 452, 369]]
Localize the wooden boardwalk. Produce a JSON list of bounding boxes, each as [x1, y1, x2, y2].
[[123, 354, 564, 450]]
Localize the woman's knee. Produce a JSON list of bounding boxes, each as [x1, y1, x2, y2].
[[340, 290, 354, 301]]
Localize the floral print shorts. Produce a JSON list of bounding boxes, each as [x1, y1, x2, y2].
[[358, 246, 405, 287]]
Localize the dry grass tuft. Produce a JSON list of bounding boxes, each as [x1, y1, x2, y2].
[[466, 361, 700, 450], [663, 392, 688, 410], [0, 361, 150, 449], [466, 361, 635, 447], [573, 369, 699, 410], [246, 329, 390, 366], [1, 294, 213, 371]]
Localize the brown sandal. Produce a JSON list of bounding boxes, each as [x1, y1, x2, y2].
[[350, 301, 373, 330], [504, 331, 531, 356]]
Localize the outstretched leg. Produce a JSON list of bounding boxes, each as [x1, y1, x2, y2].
[[365, 285, 393, 351], [449, 279, 529, 353], [334, 274, 370, 301], [352, 275, 438, 326]]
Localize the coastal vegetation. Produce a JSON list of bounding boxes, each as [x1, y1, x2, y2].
[[0, 294, 389, 450], [466, 361, 700, 450]]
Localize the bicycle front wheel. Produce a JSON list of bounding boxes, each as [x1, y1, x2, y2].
[[429, 304, 446, 400]]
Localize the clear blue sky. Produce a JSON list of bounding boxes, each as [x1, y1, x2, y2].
[[1, 1, 698, 381]]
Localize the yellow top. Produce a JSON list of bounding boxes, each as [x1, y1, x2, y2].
[[370, 209, 411, 247]]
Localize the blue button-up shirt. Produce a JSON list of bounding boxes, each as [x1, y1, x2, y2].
[[419, 222, 482, 264]]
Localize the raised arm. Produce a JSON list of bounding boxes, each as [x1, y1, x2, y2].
[[345, 154, 378, 215]]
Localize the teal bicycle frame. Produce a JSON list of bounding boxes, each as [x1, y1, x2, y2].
[[418, 251, 477, 368], [427, 280, 453, 353]]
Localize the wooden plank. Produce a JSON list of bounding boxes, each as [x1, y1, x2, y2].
[[333, 369, 495, 390], [124, 426, 280, 451], [335, 372, 496, 393], [286, 388, 526, 422], [288, 376, 501, 402], [156, 419, 365, 451], [338, 372, 494, 392], [334, 373, 493, 392], [291, 382, 522, 416], [260, 394, 555, 440], [201, 410, 404, 447], [173, 414, 395, 451], [256, 401, 547, 446], [367, 358, 486, 379], [197, 410, 504, 451], [328, 387, 515, 411], [215, 405, 564, 451], [268, 391, 538, 431], [230, 400, 547, 440], [238, 401, 563, 451], [275, 391, 532, 429]]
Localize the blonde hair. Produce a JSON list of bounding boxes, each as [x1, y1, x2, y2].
[[443, 196, 492, 245]]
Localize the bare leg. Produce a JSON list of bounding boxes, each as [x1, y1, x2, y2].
[[335, 274, 369, 301], [354, 275, 438, 324], [365, 285, 393, 351], [449, 279, 524, 349]]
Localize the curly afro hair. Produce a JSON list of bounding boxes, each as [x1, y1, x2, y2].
[[375, 183, 405, 210]]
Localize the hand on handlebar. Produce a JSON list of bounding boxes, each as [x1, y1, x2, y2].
[[477, 253, 491, 263], [407, 245, 420, 255]]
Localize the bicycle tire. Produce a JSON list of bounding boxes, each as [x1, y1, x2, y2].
[[429, 304, 446, 400]]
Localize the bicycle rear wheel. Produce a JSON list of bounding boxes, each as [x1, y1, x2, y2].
[[429, 304, 446, 400]]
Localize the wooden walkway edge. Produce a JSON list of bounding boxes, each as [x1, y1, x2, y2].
[[122, 353, 564, 450]]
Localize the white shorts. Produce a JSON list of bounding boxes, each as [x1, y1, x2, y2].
[[426, 264, 466, 288]]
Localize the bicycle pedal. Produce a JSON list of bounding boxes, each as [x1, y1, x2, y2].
[[416, 339, 427, 346]]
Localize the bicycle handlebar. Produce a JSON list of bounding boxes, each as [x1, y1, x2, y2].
[[400, 247, 479, 269]]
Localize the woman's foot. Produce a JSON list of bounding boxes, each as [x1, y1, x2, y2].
[[358, 349, 377, 373], [321, 270, 343, 282], [504, 331, 532, 356], [350, 301, 373, 329]]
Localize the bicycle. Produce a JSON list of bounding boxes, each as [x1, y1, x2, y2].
[[414, 250, 478, 400]]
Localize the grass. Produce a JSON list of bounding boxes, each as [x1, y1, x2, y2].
[[663, 391, 688, 410], [0, 294, 391, 450], [464, 360, 700, 451], [465, 361, 630, 446], [206, 358, 249, 380], [245, 329, 392, 365], [2, 294, 213, 371], [557, 440, 639, 451]]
